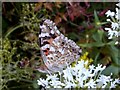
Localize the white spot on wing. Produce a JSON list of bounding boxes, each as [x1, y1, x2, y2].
[[58, 48, 65, 54], [41, 44, 50, 50], [39, 34, 41, 38], [52, 40, 60, 46], [56, 30, 60, 34], [54, 36, 60, 41], [61, 50, 64, 54], [40, 33, 49, 37], [65, 37, 68, 41], [47, 53, 57, 58], [50, 47, 55, 52], [60, 34, 64, 39], [47, 54, 53, 58], [40, 25, 46, 29], [51, 30, 55, 34], [54, 26, 57, 30], [58, 48, 62, 52]]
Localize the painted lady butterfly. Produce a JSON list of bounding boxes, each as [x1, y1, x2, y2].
[[37, 19, 82, 73]]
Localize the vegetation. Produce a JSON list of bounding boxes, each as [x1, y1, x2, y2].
[[1, 2, 120, 89]]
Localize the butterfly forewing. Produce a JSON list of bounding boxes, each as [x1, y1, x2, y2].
[[38, 19, 82, 73]]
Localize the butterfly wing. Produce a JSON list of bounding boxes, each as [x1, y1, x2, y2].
[[38, 19, 82, 73]]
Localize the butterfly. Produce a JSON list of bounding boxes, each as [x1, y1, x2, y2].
[[37, 19, 82, 73]]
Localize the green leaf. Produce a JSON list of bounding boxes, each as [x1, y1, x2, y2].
[[102, 64, 120, 76], [108, 45, 119, 66], [79, 42, 105, 48], [4, 24, 23, 38], [68, 32, 79, 41], [92, 30, 104, 42], [107, 40, 117, 45], [94, 10, 100, 23], [94, 10, 107, 27], [4, 22, 33, 38]]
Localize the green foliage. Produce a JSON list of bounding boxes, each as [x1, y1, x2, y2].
[[1, 38, 35, 89], [2, 3, 41, 89], [2, 2, 119, 89]]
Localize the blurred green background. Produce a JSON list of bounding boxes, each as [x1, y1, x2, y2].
[[1, 2, 120, 89]]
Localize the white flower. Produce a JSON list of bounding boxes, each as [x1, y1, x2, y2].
[[94, 64, 106, 74], [46, 74, 59, 81], [96, 75, 112, 87], [63, 66, 74, 82], [115, 41, 119, 44], [89, 64, 95, 73], [105, 1, 120, 42], [101, 84, 107, 88], [74, 60, 85, 70], [64, 81, 76, 88], [85, 79, 96, 88], [37, 78, 48, 87], [105, 10, 115, 17], [111, 22, 119, 30], [116, 1, 120, 8], [106, 19, 111, 22], [105, 27, 119, 39], [110, 79, 120, 88], [77, 76, 84, 87], [71, 61, 85, 76], [49, 80, 64, 88], [83, 69, 94, 79], [108, 30, 118, 39], [115, 8, 119, 19], [37, 60, 119, 88]]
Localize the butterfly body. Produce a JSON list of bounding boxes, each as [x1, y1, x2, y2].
[[37, 19, 82, 73]]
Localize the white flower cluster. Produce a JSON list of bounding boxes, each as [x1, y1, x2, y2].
[[37, 60, 120, 88], [105, 1, 120, 44]]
